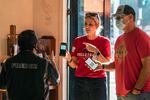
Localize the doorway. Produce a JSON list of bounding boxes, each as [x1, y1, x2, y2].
[[67, 0, 111, 100]]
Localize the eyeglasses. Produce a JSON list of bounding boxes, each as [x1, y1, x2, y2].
[[85, 12, 100, 21], [86, 13, 98, 17]]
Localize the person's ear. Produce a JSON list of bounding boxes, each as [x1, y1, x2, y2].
[[129, 14, 134, 20]]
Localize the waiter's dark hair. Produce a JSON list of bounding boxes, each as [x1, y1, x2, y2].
[[18, 30, 38, 51]]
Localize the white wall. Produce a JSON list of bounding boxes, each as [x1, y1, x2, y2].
[[0, 0, 67, 100], [0, 0, 33, 55], [33, 0, 60, 38], [33, 0, 67, 100]]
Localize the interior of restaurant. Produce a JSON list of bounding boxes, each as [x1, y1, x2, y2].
[[0, 0, 149, 100]]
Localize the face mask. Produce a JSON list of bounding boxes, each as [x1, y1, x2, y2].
[[115, 19, 125, 30]]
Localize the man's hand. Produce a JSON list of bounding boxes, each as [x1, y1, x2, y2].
[[0, 56, 8, 62], [131, 88, 141, 95]]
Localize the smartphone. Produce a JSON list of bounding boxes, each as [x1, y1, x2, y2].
[[59, 42, 67, 56], [85, 58, 98, 70]]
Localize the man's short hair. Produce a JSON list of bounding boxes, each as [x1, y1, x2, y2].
[[18, 30, 38, 51]]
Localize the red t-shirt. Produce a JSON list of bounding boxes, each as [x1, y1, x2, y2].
[[115, 27, 150, 96], [71, 35, 111, 78]]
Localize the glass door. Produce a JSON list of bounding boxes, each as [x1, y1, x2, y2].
[[68, 0, 110, 100]]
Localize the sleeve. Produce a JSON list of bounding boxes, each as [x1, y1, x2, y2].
[[109, 62, 115, 68], [71, 38, 78, 57], [102, 38, 111, 58], [0, 62, 6, 89], [136, 33, 150, 58], [47, 60, 59, 85]]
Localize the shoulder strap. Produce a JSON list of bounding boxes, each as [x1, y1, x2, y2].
[[45, 60, 48, 73], [44, 60, 48, 78]]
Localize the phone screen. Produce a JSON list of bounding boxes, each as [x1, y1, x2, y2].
[[60, 45, 66, 50], [59, 42, 67, 56]]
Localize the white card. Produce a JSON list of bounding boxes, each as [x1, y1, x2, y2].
[[85, 58, 98, 70]]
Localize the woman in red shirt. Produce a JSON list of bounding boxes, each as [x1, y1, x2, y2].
[[65, 12, 111, 100]]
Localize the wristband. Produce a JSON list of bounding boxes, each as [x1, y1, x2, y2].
[[96, 51, 100, 56], [134, 88, 141, 91]]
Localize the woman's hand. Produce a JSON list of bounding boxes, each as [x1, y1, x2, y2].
[[83, 42, 98, 53], [85, 56, 103, 72], [92, 59, 103, 72], [64, 51, 77, 69], [87, 61, 103, 72], [65, 51, 72, 62]]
